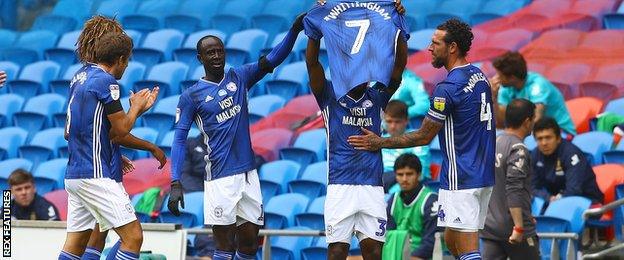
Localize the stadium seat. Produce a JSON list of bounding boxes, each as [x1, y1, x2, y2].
[[31, 14, 77, 35], [165, 0, 222, 33], [0, 93, 24, 127], [121, 0, 179, 34], [603, 13, 624, 29], [279, 128, 327, 170], [210, 0, 264, 36], [251, 128, 293, 162], [49, 63, 82, 99], [18, 127, 66, 168], [471, 29, 534, 61], [142, 95, 180, 140], [429, 136, 442, 165], [158, 131, 175, 157], [133, 61, 189, 97], [132, 29, 185, 72], [0, 127, 27, 160], [160, 191, 203, 228], [121, 127, 158, 160], [95, 0, 140, 20], [288, 161, 327, 200], [263, 226, 314, 260], [248, 94, 285, 124], [407, 29, 435, 54], [565, 97, 604, 134], [295, 196, 325, 230], [225, 29, 269, 67], [122, 158, 172, 196], [593, 164, 624, 205], [173, 30, 227, 72], [424, 13, 461, 29], [545, 63, 591, 100], [576, 30, 624, 53], [265, 61, 308, 100], [604, 97, 624, 116], [259, 160, 301, 204], [13, 93, 65, 137], [264, 193, 309, 229], [1, 30, 59, 67], [116, 62, 146, 98], [545, 196, 592, 234], [532, 196, 545, 216], [44, 30, 81, 74], [251, 0, 304, 44], [615, 183, 624, 241], [0, 61, 20, 85], [0, 29, 17, 50], [524, 135, 537, 151], [302, 236, 328, 260], [32, 158, 67, 195], [535, 216, 571, 260], [125, 29, 143, 47], [43, 189, 68, 221], [50, 0, 95, 22], [521, 29, 585, 58], [260, 31, 307, 64], [572, 131, 613, 165], [8, 60, 61, 99], [579, 63, 624, 101], [0, 158, 33, 191]]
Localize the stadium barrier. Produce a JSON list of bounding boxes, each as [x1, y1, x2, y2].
[[582, 198, 624, 259]]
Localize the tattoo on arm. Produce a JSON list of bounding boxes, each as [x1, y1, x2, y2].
[[383, 117, 442, 148]]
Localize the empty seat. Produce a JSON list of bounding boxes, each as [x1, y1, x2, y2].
[[13, 93, 65, 137], [117, 62, 146, 98], [471, 29, 533, 61], [210, 0, 264, 36], [572, 131, 613, 165], [0, 61, 20, 85], [120, 127, 158, 160], [0, 127, 28, 159], [49, 63, 82, 99], [265, 61, 308, 100], [132, 29, 185, 71], [260, 31, 307, 64], [121, 0, 179, 34], [407, 29, 435, 54], [603, 13, 624, 29], [289, 161, 328, 200], [44, 30, 81, 74], [159, 191, 203, 228], [133, 61, 189, 97], [42, 189, 68, 220], [8, 60, 61, 99], [264, 193, 309, 229], [262, 226, 314, 260], [142, 95, 181, 138], [2, 30, 59, 67], [295, 196, 325, 230], [31, 15, 77, 35], [251, 0, 304, 44], [579, 63, 624, 101], [0, 158, 33, 191], [248, 94, 285, 123], [50, 0, 95, 21], [604, 97, 624, 116], [259, 160, 301, 204], [0, 93, 24, 127], [164, 0, 222, 33], [279, 128, 327, 170], [18, 127, 66, 168], [565, 97, 604, 134], [95, 0, 140, 20], [251, 128, 293, 162], [545, 62, 591, 100], [32, 158, 67, 195], [225, 29, 269, 67], [122, 158, 172, 195], [0, 29, 17, 50]]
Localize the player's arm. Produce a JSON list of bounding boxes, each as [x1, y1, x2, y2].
[[534, 103, 545, 121], [348, 117, 442, 150], [305, 38, 326, 97], [383, 36, 408, 96], [115, 134, 166, 169], [168, 94, 196, 216], [489, 74, 506, 128], [505, 144, 530, 243], [108, 88, 159, 142], [411, 194, 440, 259]]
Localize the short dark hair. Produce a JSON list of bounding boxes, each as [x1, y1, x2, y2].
[[394, 153, 422, 173], [492, 51, 528, 81], [385, 100, 408, 119], [533, 117, 561, 136], [196, 35, 224, 52], [8, 169, 34, 187], [436, 18, 473, 57], [93, 32, 133, 66], [505, 99, 536, 128]]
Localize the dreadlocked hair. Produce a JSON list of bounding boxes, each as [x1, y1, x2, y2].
[[76, 15, 124, 63]]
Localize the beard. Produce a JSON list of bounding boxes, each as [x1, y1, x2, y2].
[[431, 55, 446, 69]]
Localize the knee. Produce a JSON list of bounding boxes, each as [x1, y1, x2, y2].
[[125, 231, 143, 248], [327, 243, 349, 259]]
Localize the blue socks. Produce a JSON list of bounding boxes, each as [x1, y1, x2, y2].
[[213, 249, 235, 260], [81, 247, 102, 260], [234, 251, 256, 260], [115, 249, 139, 260], [458, 251, 481, 260], [105, 240, 122, 260], [59, 251, 81, 260]]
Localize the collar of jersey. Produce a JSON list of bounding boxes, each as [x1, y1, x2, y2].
[[448, 63, 471, 73], [199, 76, 224, 86]]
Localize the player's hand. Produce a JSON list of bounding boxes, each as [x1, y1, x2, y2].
[[150, 146, 167, 169], [347, 127, 383, 151], [395, 0, 406, 15], [317, 0, 326, 5], [129, 88, 151, 113], [145, 86, 160, 110], [489, 74, 501, 95], [167, 181, 185, 216], [508, 229, 523, 244], [291, 13, 306, 32], [0, 70, 7, 86], [121, 155, 135, 175]]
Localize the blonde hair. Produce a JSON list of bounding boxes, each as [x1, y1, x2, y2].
[[76, 15, 124, 63]]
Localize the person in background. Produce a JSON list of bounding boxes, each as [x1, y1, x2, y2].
[[481, 99, 539, 260], [490, 52, 576, 136], [384, 153, 439, 260], [382, 100, 431, 192], [531, 117, 603, 205], [391, 70, 430, 119], [8, 169, 60, 221], [181, 134, 208, 192]]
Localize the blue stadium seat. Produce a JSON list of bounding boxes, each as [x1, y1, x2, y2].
[[125, 29, 143, 46], [251, 0, 304, 44], [121, 0, 179, 34], [532, 196, 545, 216], [225, 29, 269, 66], [117, 62, 146, 97], [615, 184, 624, 241], [539, 196, 591, 260], [470, 13, 502, 25], [142, 95, 180, 140], [408, 29, 435, 54], [481, 0, 526, 15], [302, 236, 327, 260], [13, 93, 65, 137], [425, 13, 462, 29], [603, 14, 624, 29], [44, 30, 81, 74], [159, 131, 175, 157], [259, 160, 301, 205], [8, 60, 60, 99], [572, 131, 613, 165], [524, 135, 537, 151], [18, 127, 66, 168], [49, 63, 82, 99], [535, 216, 570, 260], [265, 61, 308, 100], [0, 29, 17, 50], [604, 97, 624, 116], [165, 0, 223, 33], [120, 127, 158, 160], [32, 158, 67, 195], [95, 0, 140, 20], [429, 136, 443, 165], [248, 94, 285, 123], [210, 0, 264, 36], [436, 0, 481, 21], [262, 226, 314, 260], [1, 30, 59, 67], [264, 193, 309, 229], [31, 15, 77, 35], [260, 32, 307, 64], [173, 29, 227, 72], [0, 127, 28, 160], [295, 196, 325, 230], [0, 93, 24, 127], [160, 191, 204, 228], [0, 158, 33, 191], [0, 61, 19, 83], [288, 161, 327, 200], [120, 97, 143, 126], [133, 61, 189, 97], [50, 0, 95, 22], [132, 29, 185, 71], [279, 129, 326, 171]]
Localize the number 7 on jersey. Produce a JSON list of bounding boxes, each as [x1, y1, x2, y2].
[[345, 19, 370, 55]]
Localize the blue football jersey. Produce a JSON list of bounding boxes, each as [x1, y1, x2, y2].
[[304, 0, 410, 99], [315, 82, 391, 186], [174, 63, 267, 181], [110, 144, 122, 182], [65, 64, 121, 180], [426, 64, 496, 190]]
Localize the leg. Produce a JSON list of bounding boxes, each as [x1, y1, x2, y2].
[[328, 242, 350, 260], [112, 220, 144, 253], [212, 224, 237, 259], [443, 228, 458, 256], [61, 230, 94, 257], [359, 238, 383, 260], [61, 180, 97, 259], [235, 221, 260, 258], [480, 238, 507, 260], [81, 223, 109, 260]]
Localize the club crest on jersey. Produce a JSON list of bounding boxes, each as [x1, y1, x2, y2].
[[175, 108, 180, 123], [226, 82, 237, 92], [218, 89, 227, 97], [433, 97, 446, 111], [362, 100, 373, 108], [109, 84, 120, 100]]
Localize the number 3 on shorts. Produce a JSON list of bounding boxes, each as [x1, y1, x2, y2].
[[375, 219, 387, 236]]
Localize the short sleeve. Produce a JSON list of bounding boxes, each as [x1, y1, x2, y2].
[[372, 83, 392, 109], [175, 93, 196, 131], [303, 7, 323, 41], [527, 83, 549, 105], [89, 76, 120, 105], [313, 80, 334, 108], [426, 84, 454, 123], [497, 87, 512, 106]]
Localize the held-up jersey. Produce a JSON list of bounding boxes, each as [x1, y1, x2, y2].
[[304, 0, 410, 99], [65, 64, 122, 180], [425, 64, 496, 190], [174, 63, 267, 181], [314, 81, 391, 186]]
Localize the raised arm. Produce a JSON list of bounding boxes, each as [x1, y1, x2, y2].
[[108, 87, 159, 142], [305, 38, 326, 97], [384, 37, 408, 96]]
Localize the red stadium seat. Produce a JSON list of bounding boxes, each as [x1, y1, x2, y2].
[[43, 189, 68, 221], [251, 128, 293, 162], [122, 158, 171, 196], [576, 30, 624, 53], [281, 95, 321, 117], [545, 62, 592, 100], [565, 97, 604, 134], [470, 29, 534, 61], [410, 63, 447, 95], [594, 164, 624, 206], [579, 63, 624, 100], [520, 29, 584, 58]]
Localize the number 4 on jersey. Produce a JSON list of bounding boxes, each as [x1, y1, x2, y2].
[[345, 19, 370, 54]]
